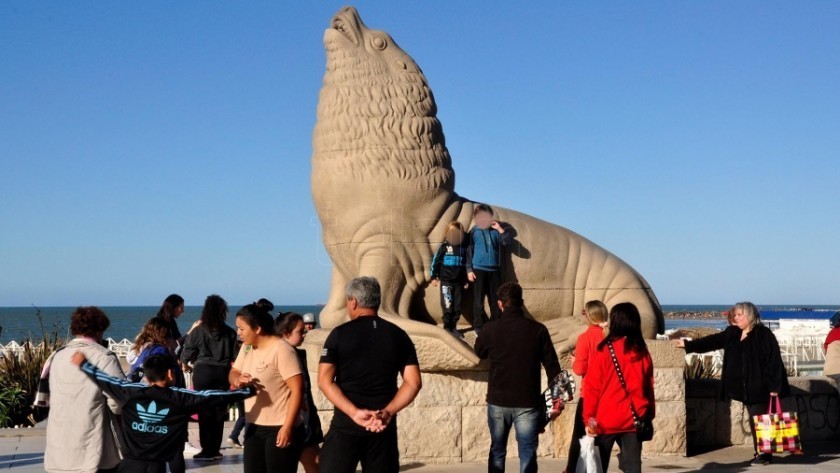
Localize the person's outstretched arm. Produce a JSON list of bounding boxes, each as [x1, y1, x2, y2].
[[71, 352, 134, 406], [677, 325, 737, 353]]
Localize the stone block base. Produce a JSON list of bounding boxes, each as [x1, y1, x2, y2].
[[303, 336, 686, 463]]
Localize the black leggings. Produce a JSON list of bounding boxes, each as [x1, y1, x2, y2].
[[596, 432, 642, 473], [191, 364, 231, 456], [564, 399, 586, 473], [244, 424, 305, 473]]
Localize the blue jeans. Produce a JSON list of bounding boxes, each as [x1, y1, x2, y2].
[[487, 404, 541, 473]]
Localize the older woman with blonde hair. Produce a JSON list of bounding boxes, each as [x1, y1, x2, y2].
[[675, 302, 789, 466]]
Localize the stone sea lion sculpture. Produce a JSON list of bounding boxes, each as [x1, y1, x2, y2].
[[311, 6, 664, 369]]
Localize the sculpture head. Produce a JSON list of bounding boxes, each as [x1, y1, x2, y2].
[[324, 7, 424, 91], [314, 6, 454, 193]]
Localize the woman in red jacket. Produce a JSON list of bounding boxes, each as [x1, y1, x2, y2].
[[563, 300, 608, 473], [583, 302, 655, 473]]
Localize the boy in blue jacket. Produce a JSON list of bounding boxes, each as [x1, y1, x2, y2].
[[467, 204, 512, 331]]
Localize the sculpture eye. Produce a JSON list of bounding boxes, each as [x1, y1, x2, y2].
[[371, 35, 387, 51], [395, 60, 407, 70]]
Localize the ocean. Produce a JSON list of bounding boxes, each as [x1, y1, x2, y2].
[[0, 305, 324, 344], [1, 304, 837, 344]]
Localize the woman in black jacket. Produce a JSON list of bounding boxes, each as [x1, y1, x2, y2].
[[675, 302, 790, 465], [181, 294, 238, 462]]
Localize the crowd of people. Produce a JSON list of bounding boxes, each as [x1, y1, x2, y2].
[[38, 204, 812, 473]]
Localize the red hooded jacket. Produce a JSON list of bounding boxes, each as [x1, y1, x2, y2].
[[582, 337, 655, 434]]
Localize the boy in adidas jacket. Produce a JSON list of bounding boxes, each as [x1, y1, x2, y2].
[[72, 352, 254, 473]]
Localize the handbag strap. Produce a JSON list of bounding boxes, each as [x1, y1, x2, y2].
[[606, 340, 642, 424], [766, 395, 782, 415]]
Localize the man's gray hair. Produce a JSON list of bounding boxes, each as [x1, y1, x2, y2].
[[345, 276, 381, 309]]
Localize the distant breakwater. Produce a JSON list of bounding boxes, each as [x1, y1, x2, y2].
[[665, 311, 726, 320]]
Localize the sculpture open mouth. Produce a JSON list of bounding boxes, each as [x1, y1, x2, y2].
[[330, 8, 360, 46]]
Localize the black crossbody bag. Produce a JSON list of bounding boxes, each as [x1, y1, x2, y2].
[[606, 341, 654, 442]]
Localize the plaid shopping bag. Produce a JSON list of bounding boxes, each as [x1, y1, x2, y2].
[[752, 396, 803, 454]]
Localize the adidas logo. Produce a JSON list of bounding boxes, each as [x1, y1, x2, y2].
[[137, 401, 170, 423], [131, 401, 170, 434]]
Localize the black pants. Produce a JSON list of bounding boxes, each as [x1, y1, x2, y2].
[[564, 400, 586, 473], [167, 433, 185, 473], [117, 459, 165, 473], [439, 281, 464, 330], [745, 400, 771, 456], [244, 424, 305, 473], [596, 432, 642, 473], [192, 363, 231, 456], [319, 423, 399, 473], [472, 269, 502, 330]]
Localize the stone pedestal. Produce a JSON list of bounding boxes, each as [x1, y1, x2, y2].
[[303, 332, 686, 463]]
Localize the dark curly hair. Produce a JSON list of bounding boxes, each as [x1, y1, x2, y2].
[[70, 306, 111, 337], [200, 294, 228, 333]]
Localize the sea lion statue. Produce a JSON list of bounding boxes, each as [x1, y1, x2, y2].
[[311, 6, 664, 368]]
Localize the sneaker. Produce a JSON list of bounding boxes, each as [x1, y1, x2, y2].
[[226, 437, 243, 449], [183, 441, 201, 455], [750, 454, 772, 466], [449, 329, 465, 339], [194, 452, 223, 462]]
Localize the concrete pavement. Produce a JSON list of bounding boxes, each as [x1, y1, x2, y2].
[[2, 423, 839, 472]]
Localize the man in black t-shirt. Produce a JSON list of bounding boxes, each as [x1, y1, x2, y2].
[[318, 277, 422, 473]]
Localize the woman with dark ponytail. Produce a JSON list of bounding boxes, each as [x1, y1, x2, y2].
[[582, 302, 655, 473], [229, 303, 304, 473]]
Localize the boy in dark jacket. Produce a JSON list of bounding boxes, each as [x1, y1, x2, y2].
[[71, 352, 254, 473], [430, 221, 470, 338]]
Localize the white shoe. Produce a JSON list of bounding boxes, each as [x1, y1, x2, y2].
[[184, 441, 201, 455]]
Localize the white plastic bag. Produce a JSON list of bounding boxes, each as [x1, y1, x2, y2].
[[575, 435, 603, 473]]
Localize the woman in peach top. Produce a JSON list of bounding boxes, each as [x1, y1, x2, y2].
[[229, 303, 304, 473]]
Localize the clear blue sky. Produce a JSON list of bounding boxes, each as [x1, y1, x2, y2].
[[2, 1, 838, 307]]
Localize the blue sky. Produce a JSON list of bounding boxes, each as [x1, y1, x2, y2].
[[1, 1, 838, 307]]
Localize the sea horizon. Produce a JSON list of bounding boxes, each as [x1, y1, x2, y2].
[[1, 304, 838, 344]]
